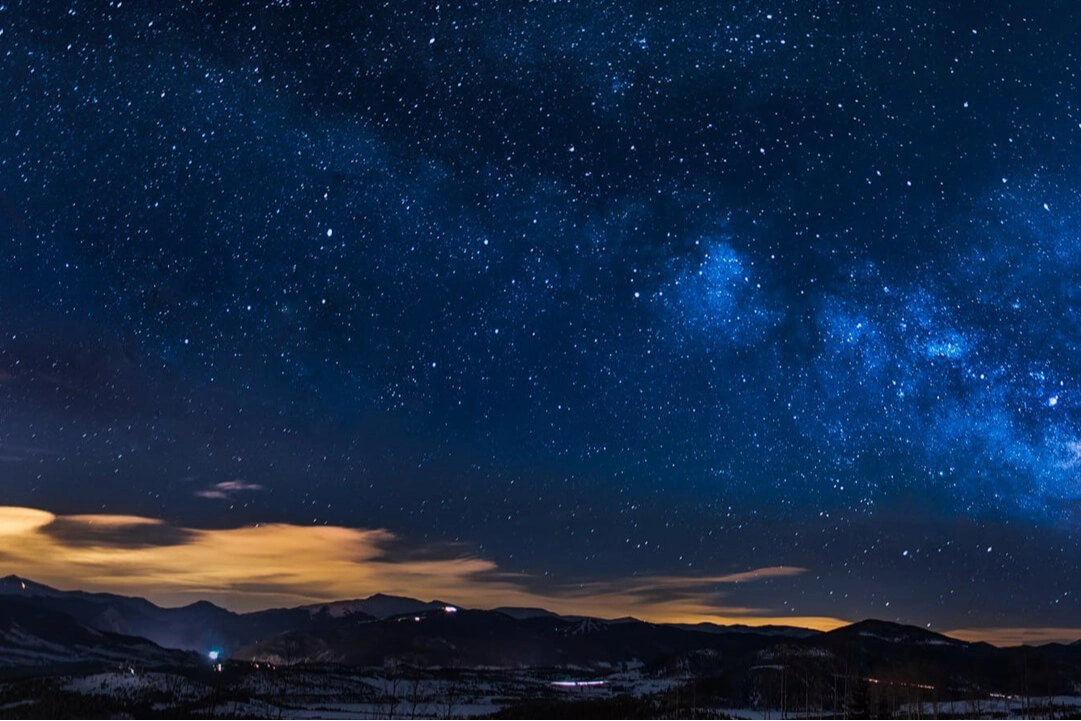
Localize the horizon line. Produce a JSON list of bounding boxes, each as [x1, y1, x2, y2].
[[2, 506, 1078, 648]]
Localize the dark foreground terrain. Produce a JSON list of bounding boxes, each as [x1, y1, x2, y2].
[[2, 577, 1081, 718]]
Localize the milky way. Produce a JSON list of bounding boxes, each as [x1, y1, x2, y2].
[[2, 0, 1080, 634]]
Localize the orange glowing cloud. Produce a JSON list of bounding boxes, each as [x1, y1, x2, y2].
[[0, 506, 843, 629], [9, 506, 1074, 642], [945, 627, 1081, 647]]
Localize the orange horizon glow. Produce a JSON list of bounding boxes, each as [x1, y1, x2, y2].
[[943, 627, 1081, 647], [0, 506, 1076, 645]]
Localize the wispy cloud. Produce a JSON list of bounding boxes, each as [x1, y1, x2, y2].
[[946, 627, 1081, 646], [194, 480, 265, 499], [713, 566, 806, 583], [0, 442, 56, 463], [0, 506, 840, 631]]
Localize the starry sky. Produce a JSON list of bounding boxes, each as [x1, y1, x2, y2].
[[2, 0, 1081, 642]]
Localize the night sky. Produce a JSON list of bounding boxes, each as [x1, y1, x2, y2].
[[2, 0, 1081, 643]]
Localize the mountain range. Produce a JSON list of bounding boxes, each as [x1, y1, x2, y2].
[[0, 574, 819, 661], [0, 575, 316, 654], [0, 596, 193, 671], [3, 573, 1081, 701]]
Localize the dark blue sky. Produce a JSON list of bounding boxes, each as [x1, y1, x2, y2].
[[2, 0, 1081, 633]]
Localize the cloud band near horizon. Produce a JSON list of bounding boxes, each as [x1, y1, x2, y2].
[[1, 505, 1076, 645], [0, 505, 835, 627]]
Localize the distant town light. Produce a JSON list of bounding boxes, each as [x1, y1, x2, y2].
[[443, 605, 458, 613]]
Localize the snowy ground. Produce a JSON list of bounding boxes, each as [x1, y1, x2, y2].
[[8, 663, 1081, 718], [62, 670, 205, 701], [712, 710, 817, 720], [898, 694, 1081, 718], [0, 663, 685, 718]]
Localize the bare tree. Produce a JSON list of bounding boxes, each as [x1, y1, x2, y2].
[[379, 662, 402, 719], [438, 672, 460, 720], [408, 674, 425, 719]]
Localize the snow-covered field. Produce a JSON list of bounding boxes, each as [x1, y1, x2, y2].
[[898, 694, 1081, 718], [0, 663, 684, 718], [9, 663, 1081, 719], [61, 670, 206, 701], [711, 709, 830, 720]]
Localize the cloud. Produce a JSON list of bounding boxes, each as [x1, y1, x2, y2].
[[0, 442, 55, 463], [42, 515, 194, 549], [946, 627, 1081, 646], [0, 506, 839, 630], [4, 507, 1068, 644], [712, 566, 806, 584], [194, 480, 265, 499]]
